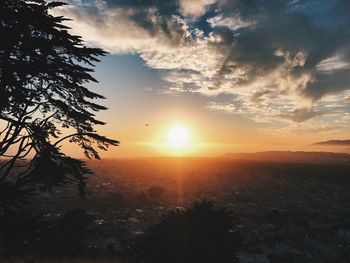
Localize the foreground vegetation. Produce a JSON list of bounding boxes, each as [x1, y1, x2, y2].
[[0, 257, 128, 263], [1, 156, 350, 262]]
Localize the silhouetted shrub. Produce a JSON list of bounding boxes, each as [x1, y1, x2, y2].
[[0, 208, 95, 257], [133, 192, 153, 207], [0, 211, 43, 255], [42, 208, 94, 256], [137, 200, 243, 263], [147, 186, 165, 201]]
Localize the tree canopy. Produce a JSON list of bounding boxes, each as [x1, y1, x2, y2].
[[0, 0, 118, 210]]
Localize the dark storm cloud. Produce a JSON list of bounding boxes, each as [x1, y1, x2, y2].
[[210, 0, 350, 101], [303, 70, 350, 101], [219, 0, 291, 19], [104, 0, 175, 7], [250, 90, 276, 103], [107, 0, 193, 46], [277, 107, 336, 123]]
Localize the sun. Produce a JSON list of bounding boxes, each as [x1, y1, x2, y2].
[[153, 123, 197, 155], [166, 126, 190, 149]]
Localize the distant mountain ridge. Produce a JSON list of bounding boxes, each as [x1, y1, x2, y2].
[[313, 140, 350, 146], [223, 151, 350, 164]]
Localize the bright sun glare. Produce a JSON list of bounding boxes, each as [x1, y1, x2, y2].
[[166, 126, 190, 149]]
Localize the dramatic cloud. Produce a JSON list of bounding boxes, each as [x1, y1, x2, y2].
[[179, 0, 215, 18], [276, 108, 337, 123], [54, 0, 350, 128]]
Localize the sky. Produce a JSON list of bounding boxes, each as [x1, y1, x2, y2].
[[53, 0, 350, 157]]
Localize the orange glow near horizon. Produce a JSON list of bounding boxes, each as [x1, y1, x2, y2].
[[58, 117, 350, 158]]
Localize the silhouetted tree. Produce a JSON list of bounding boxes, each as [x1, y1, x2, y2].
[[137, 200, 243, 263], [0, 0, 118, 210]]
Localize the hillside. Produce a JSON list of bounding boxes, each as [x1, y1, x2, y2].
[[223, 151, 350, 164]]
